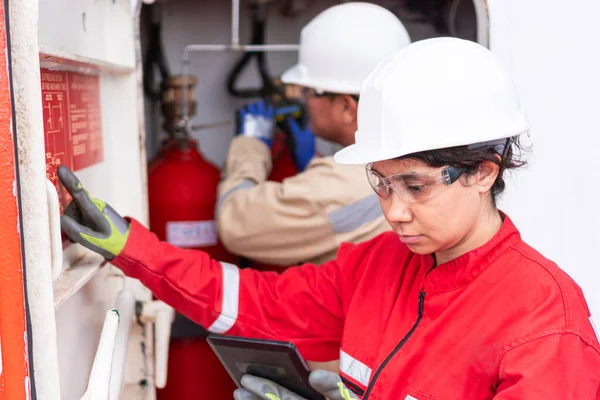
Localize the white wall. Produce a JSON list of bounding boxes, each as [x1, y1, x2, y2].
[[36, 0, 152, 398], [490, 0, 600, 319]]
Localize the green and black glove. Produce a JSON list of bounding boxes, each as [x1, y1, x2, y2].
[[233, 370, 358, 400], [58, 165, 130, 260]]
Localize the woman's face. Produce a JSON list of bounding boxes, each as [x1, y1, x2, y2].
[[371, 157, 499, 259]]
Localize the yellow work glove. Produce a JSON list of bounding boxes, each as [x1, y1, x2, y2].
[[233, 370, 358, 400], [58, 166, 130, 260]]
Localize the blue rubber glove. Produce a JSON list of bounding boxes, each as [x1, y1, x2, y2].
[[285, 116, 316, 172], [237, 100, 276, 147]]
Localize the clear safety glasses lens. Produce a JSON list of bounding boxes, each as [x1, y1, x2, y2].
[[366, 164, 464, 203], [300, 87, 330, 100]]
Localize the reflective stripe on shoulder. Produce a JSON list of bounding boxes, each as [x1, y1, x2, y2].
[[590, 316, 600, 342], [340, 350, 372, 387], [215, 179, 257, 216], [328, 195, 382, 234], [207, 262, 240, 334]]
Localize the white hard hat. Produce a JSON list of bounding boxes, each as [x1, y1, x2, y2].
[[281, 2, 411, 95], [334, 37, 531, 165]]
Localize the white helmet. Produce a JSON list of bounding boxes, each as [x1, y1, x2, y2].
[[281, 2, 411, 95], [334, 37, 531, 165]]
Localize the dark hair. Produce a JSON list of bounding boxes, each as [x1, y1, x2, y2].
[[402, 136, 529, 205]]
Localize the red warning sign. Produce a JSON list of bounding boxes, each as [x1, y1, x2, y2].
[[41, 68, 103, 211]]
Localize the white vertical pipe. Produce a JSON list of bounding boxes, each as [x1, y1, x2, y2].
[[473, 0, 490, 47], [9, 0, 62, 398], [179, 0, 298, 124], [231, 0, 240, 48], [109, 290, 135, 400], [144, 321, 157, 400], [81, 309, 120, 400], [46, 179, 63, 281], [154, 306, 174, 389]]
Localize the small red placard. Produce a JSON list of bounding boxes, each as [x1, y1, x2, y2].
[[41, 68, 103, 211]]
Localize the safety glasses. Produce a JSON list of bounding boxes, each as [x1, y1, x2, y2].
[[300, 86, 330, 99], [366, 163, 465, 203]]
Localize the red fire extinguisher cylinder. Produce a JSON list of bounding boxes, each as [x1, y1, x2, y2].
[[148, 137, 238, 400]]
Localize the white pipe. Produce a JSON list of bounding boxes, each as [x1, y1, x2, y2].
[[154, 306, 174, 389], [139, 300, 175, 389], [109, 289, 136, 400], [81, 309, 120, 400], [474, 0, 490, 48], [179, 0, 300, 123], [9, 0, 62, 398], [180, 43, 300, 123], [184, 44, 299, 55], [192, 119, 234, 131], [46, 179, 63, 280], [181, 48, 192, 128], [143, 321, 157, 400], [231, 0, 240, 47]]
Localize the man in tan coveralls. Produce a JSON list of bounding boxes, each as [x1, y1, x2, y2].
[[216, 3, 411, 270]]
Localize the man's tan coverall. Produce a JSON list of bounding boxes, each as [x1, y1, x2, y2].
[[216, 136, 390, 266]]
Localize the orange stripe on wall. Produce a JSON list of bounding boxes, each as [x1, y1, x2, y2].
[[0, 0, 31, 398]]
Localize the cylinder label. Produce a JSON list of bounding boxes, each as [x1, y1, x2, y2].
[[166, 220, 218, 248]]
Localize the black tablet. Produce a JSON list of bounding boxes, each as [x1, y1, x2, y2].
[[207, 334, 325, 400]]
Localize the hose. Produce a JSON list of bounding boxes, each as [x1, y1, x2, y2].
[[226, 2, 281, 98], [142, 3, 171, 101]]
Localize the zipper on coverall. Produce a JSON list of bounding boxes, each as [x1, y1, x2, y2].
[[362, 290, 426, 399]]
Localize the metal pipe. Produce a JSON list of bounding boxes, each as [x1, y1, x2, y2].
[[180, 43, 299, 126], [181, 54, 191, 128], [183, 43, 299, 56], [473, 0, 490, 48], [109, 289, 136, 400], [46, 179, 63, 281], [191, 120, 234, 131], [179, 0, 300, 126], [138, 300, 175, 389], [231, 0, 240, 48], [81, 309, 120, 400]]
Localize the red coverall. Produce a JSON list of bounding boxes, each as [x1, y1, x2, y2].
[[112, 214, 600, 399]]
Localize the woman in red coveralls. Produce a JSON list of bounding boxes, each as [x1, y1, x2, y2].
[[59, 37, 600, 400]]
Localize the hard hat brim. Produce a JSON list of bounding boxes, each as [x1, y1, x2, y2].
[[281, 64, 307, 87], [281, 63, 362, 95], [335, 120, 531, 166], [333, 144, 394, 165]]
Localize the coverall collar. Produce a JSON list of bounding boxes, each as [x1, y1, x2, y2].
[[421, 212, 522, 293]]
